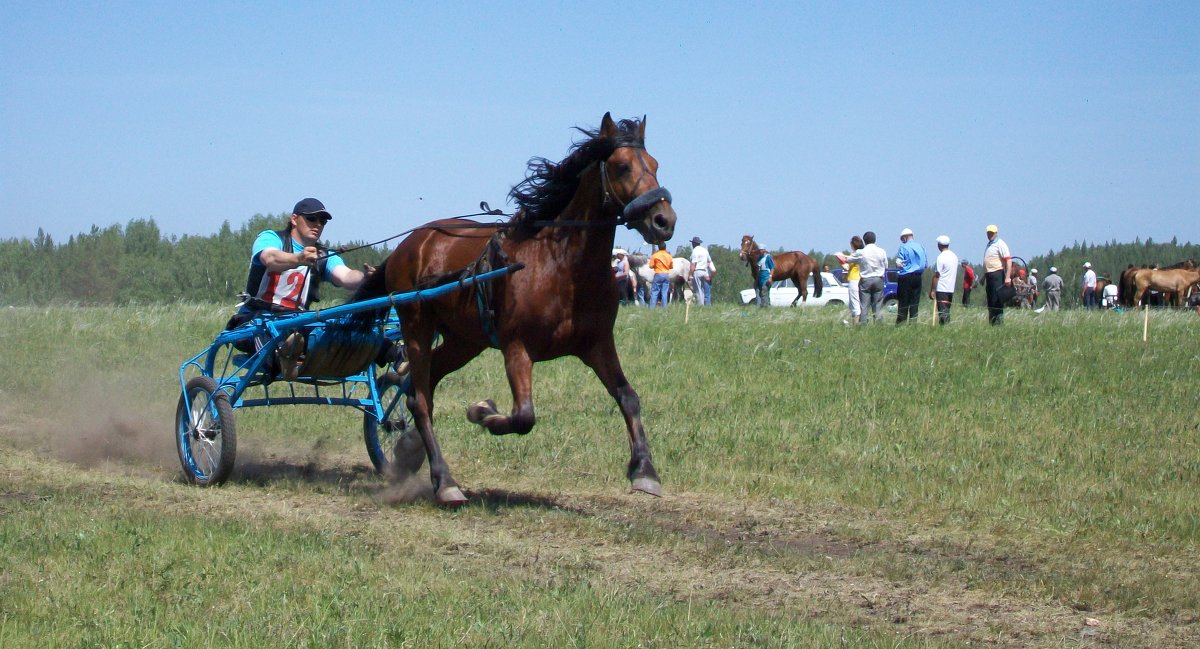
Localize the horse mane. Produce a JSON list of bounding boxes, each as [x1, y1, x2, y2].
[[507, 118, 645, 230]]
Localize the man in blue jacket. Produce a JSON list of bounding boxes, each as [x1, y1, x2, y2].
[[894, 227, 927, 324]]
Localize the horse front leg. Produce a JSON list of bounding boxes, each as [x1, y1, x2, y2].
[[466, 343, 536, 435], [580, 340, 661, 497]]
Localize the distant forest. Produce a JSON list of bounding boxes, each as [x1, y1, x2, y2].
[[2, 216, 1196, 308]]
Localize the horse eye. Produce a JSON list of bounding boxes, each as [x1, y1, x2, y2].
[[613, 162, 631, 176]]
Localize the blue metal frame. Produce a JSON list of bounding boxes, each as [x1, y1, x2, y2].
[[178, 264, 520, 426]]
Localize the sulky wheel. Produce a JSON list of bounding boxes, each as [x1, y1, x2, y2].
[[175, 376, 237, 486], [363, 370, 421, 475]]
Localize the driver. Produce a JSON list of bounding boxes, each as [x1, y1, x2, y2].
[[228, 198, 378, 377]]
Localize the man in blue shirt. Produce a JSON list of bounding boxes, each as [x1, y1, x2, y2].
[[756, 247, 775, 308], [894, 227, 927, 324], [229, 198, 378, 378]]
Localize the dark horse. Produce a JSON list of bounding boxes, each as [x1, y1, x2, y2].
[[354, 113, 676, 506], [738, 235, 823, 306]]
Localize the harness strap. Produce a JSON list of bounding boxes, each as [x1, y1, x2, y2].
[[471, 233, 508, 349]]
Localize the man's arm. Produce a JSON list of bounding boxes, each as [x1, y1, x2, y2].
[[259, 246, 319, 272], [329, 264, 368, 290]]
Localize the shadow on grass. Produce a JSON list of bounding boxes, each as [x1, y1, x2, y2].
[[227, 458, 378, 489], [464, 487, 578, 513]]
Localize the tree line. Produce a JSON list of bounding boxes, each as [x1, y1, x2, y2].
[[1, 216, 1195, 308], [0, 215, 388, 306]]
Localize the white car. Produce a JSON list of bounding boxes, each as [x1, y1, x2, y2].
[[739, 271, 850, 307]]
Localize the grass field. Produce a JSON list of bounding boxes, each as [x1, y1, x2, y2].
[[1, 301, 1197, 647]]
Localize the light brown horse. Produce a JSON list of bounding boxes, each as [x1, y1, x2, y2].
[[353, 113, 676, 505], [738, 235, 822, 306], [1132, 261, 1200, 307]]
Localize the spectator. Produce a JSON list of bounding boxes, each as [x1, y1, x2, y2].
[[1028, 268, 1040, 308], [688, 236, 714, 306], [840, 235, 864, 325], [1081, 262, 1098, 310], [928, 235, 958, 325], [1101, 278, 1119, 308], [982, 224, 1012, 325], [755, 247, 775, 308], [612, 249, 631, 305], [649, 243, 673, 308], [894, 228, 927, 324], [960, 260, 977, 308], [846, 231, 889, 324], [1013, 269, 1029, 309], [1042, 266, 1064, 311]]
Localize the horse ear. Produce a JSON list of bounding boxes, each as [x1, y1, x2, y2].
[[600, 112, 616, 137], [637, 115, 647, 140]]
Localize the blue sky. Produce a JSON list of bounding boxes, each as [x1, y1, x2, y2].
[[2, 2, 1197, 263]]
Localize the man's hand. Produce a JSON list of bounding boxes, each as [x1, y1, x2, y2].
[[298, 246, 320, 266]]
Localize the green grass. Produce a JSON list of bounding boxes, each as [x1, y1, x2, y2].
[[1, 302, 1197, 647]]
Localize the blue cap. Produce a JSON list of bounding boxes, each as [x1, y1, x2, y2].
[[293, 197, 331, 220]]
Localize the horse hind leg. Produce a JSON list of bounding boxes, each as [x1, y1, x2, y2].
[[400, 327, 482, 507]]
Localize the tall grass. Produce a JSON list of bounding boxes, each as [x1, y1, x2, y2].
[[1, 302, 1196, 647]]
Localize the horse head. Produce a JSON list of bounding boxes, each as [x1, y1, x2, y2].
[[598, 113, 676, 245], [739, 235, 759, 265]]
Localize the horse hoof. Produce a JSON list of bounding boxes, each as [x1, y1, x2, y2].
[[436, 486, 469, 507], [631, 478, 662, 497], [466, 399, 496, 425]]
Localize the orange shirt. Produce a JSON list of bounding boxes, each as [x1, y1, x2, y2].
[[649, 250, 674, 274]]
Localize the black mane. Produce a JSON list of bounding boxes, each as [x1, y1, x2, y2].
[[508, 117, 644, 230]]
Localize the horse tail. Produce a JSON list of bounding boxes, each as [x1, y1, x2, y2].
[[352, 257, 389, 302], [347, 257, 393, 327], [810, 260, 823, 298]]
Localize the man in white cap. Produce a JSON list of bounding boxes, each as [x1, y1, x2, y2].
[[1081, 261, 1098, 310], [894, 227, 927, 324], [1027, 268, 1040, 308], [688, 236, 714, 306], [928, 235, 958, 325], [612, 249, 632, 304], [1043, 266, 1064, 311], [982, 224, 1012, 325]]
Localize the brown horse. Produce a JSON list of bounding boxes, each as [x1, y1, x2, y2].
[[1121, 260, 1197, 307], [1132, 261, 1200, 307], [738, 235, 822, 306], [353, 113, 676, 505]]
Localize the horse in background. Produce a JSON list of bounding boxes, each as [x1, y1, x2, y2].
[[738, 235, 822, 306], [353, 113, 676, 505], [629, 252, 690, 303], [1120, 259, 1197, 307], [1132, 260, 1200, 307]]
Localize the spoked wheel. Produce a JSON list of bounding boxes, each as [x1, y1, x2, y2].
[[176, 376, 237, 486], [364, 370, 420, 475]]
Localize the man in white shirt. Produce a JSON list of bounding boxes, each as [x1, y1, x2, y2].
[[688, 236, 714, 306], [928, 235, 959, 325], [845, 230, 889, 324], [982, 224, 1012, 325], [1081, 262, 1098, 310]]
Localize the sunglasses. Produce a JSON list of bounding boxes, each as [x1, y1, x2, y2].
[[302, 214, 331, 225]]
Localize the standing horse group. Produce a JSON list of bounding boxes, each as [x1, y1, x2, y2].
[[1117, 260, 1200, 308], [354, 113, 675, 506]]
